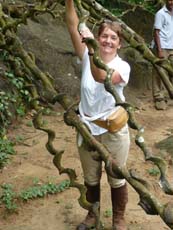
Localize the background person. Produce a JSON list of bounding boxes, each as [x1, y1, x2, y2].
[[65, 0, 131, 229], [151, 0, 173, 110]]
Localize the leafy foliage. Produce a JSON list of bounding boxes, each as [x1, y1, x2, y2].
[[20, 180, 70, 201], [0, 138, 16, 169], [0, 184, 17, 211], [0, 50, 32, 134], [147, 167, 160, 176], [0, 91, 16, 134], [0, 179, 70, 212], [96, 0, 158, 15]]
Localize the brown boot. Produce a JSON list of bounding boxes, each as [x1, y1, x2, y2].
[[76, 183, 100, 230], [111, 184, 128, 230]]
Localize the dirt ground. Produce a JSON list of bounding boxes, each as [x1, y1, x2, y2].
[[0, 96, 173, 230]]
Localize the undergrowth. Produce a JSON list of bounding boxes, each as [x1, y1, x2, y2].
[[96, 0, 158, 15], [0, 138, 16, 169], [0, 179, 70, 212]]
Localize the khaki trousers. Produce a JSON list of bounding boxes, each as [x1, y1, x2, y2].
[[77, 125, 130, 188], [152, 49, 173, 101]]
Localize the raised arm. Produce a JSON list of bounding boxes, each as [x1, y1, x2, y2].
[[65, 0, 86, 59], [66, 1, 126, 84]]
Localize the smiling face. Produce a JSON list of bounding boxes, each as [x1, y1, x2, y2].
[[97, 21, 122, 58], [98, 28, 121, 56]]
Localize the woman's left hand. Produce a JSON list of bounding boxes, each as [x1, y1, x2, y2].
[[79, 26, 94, 40]]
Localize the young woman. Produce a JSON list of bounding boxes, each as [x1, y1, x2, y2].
[[65, 1, 131, 229]]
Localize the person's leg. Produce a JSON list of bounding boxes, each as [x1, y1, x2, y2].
[[168, 50, 173, 84], [77, 134, 102, 230], [152, 48, 167, 110], [101, 126, 130, 230], [152, 66, 167, 110], [111, 184, 128, 230], [76, 182, 100, 230]]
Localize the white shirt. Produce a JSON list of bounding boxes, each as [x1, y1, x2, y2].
[[154, 5, 173, 49], [78, 49, 130, 135]]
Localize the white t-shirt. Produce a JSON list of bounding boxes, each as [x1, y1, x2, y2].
[[154, 5, 173, 49], [78, 49, 130, 135]]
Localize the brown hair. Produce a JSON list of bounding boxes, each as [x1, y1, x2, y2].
[[98, 20, 122, 41]]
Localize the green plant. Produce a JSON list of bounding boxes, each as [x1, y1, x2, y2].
[[0, 50, 33, 131], [20, 180, 70, 201], [0, 184, 17, 211], [0, 138, 16, 169], [16, 104, 26, 117], [97, 0, 106, 4], [96, 0, 157, 15], [0, 50, 9, 61], [128, 0, 143, 4], [0, 91, 13, 117], [26, 120, 33, 127], [42, 108, 52, 115], [3, 59, 32, 119], [0, 180, 70, 212], [103, 209, 112, 218], [147, 167, 160, 176], [5, 70, 31, 103], [15, 135, 25, 144], [111, 9, 123, 17], [0, 91, 16, 133]]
